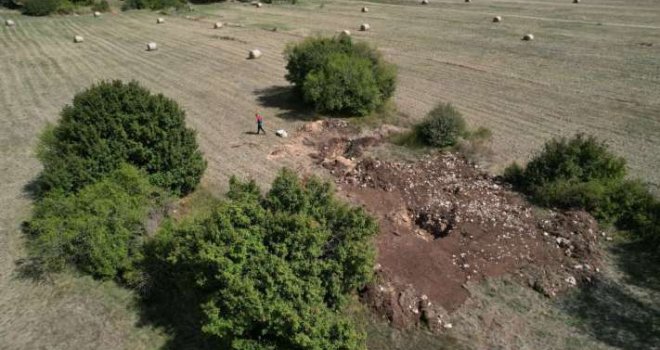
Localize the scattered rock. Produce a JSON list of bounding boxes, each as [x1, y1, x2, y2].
[[565, 276, 577, 286]]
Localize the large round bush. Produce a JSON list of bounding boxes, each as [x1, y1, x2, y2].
[[22, 0, 60, 15], [284, 36, 396, 116], [145, 169, 377, 349], [36, 80, 206, 197], [303, 53, 382, 116], [26, 165, 160, 281]]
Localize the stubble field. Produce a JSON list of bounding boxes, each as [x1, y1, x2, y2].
[[1, 0, 658, 349]]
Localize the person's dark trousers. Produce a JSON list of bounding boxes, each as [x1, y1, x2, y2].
[[257, 123, 266, 134]]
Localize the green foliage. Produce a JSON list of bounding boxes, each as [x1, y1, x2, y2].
[[25, 165, 163, 281], [416, 103, 467, 147], [262, 0, 297, 4], [122, 0, 184, 10], [303, 53, 381, 117], [35, 80, 206, 197], [22, 0, 60, 16], [504, 134, 659, 244], [146, 169, 377, 349], [515, 134, 626, 191], [90, 0, 109, 12], [284, 36, 397, 116], [55, 0, 75, 14]]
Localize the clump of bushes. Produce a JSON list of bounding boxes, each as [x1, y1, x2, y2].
[[416, 103, 467, 147], [145, 169, 377, 349], [505, 133, 659, 243], [55, 0, 75, 14], [395, 103, 490, 151], [284, 36, 397, 116], [35, 80, 206, 198], [90, 0, 109, 12], [21, 0, 60, 15], [122, 0, 184, 10], [25, 165, 164, 282]]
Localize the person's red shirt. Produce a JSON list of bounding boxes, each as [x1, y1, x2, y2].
[[256, 114, 263, 123]]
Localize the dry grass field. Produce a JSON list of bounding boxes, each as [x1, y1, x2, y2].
[[1, 0, 659, 349]]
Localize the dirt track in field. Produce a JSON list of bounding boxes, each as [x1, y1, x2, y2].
[[1, 0, 659, 348]]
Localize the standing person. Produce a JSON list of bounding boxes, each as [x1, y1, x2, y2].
[[256, 111, 266, 135]]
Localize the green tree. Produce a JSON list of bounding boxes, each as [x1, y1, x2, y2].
[[518, 133, 626, 191], [21, 0, 60, 15], [146, 169, 377, 349], [35, 80, 206, 197], [25, 165, 164, 282], [504, 134, 659, 245], [284, 36, 396, 116]]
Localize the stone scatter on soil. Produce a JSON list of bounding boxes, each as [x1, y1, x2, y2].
[[270, 120, 606, 332], [299, 122, 604, 331]]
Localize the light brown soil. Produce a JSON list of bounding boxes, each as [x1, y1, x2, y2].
[[302, 122, 605, 331]]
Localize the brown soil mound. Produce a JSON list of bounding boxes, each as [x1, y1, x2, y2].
[[283, 121, 606, 331], [335, 154, 604, 330], [305, 129, 604, 331]]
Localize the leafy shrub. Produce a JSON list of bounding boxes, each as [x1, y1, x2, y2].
[[25, 165, 163, 282], [90, 0, 109, 12], [122, 0, 184, 10], [303, 53, 382, 116], [55, 0, 75, 14], [22, 0, 60, 16], [416, 103, 467, 147], [35, 80, 206, 197], [145, 169, 377, 349], [504, 133, 659, 244], [284, 36, 396, 116], [514, 133, 626, 191]]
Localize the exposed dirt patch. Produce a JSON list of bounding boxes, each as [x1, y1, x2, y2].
[[338, 155, 604, 330], [282, 122, 605, 332]]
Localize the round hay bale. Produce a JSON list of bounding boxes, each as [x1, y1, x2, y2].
[[73, 35, 84, 43], [255, 2, 262, 7], [93, 11, 101, 17], [522, 33, 534, 41], [421, 0, 429, 4], [146, 42, 158, 51], [341, 29, 351, 36], [5, 19, 15, 27], [157, 17, 165, 24], [493, 16, 502, 23], [360, 23, 370, 31], [249, 49, 262, 59], [214, 22, 223, 29], [361, 7, 368, 12]]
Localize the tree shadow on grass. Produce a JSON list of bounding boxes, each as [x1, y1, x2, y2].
[[135, 254, 222, 350], [558, 245, 660, 350], [253, 86, 318, 121], [137, 289, 219, 349], [612, 241, 660, 292]]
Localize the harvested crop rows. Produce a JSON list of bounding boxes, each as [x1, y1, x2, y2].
[[0, 0, 659, 348]]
